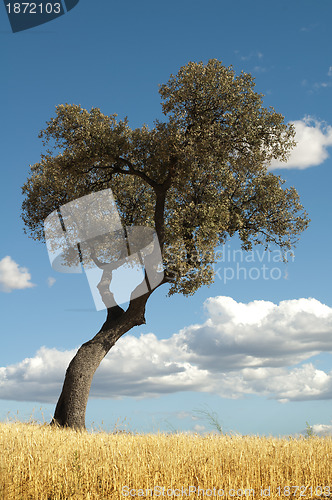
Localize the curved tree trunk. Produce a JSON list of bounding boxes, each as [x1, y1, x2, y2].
[[51, 186, 169, 430], [50, 276, 164, 429]]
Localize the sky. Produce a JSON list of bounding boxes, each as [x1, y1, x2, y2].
[[1, 0, 332, 438]]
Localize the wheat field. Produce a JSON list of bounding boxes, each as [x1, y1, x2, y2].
[[0, 421, 331, 499]]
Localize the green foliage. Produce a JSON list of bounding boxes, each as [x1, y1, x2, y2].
[[305, 421, 315, 438], [192, 404, 224, 434], [21, 59, 309, 298]]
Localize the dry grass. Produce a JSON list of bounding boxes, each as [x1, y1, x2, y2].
[[0, 421, 331, 499]]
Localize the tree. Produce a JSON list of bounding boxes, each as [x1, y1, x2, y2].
[[21, 59, 310, 429]]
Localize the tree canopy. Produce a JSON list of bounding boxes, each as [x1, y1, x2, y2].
[[22, 59, 309, 297]]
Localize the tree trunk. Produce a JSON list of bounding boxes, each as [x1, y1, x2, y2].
[[50, 277, 163, 429]]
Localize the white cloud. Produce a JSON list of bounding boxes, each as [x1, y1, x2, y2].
[[313, 81, 331, 90], [0, 256, 35, 293], [193, 424, 207, 433], [0, 347, 76, 403], [300, 24, 318, 33], [235, 50, 263, 62], [1, 296, 332, 409], [269, 117, 332, 169], [253, 66, 267, 74], [47, 277, 56, 288], [311, 422, 332, 437], [301, 66, 332, 92]]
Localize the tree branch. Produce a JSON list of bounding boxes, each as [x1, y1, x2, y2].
[[86, 157, 160, 190]]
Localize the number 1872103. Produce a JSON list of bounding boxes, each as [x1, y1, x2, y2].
[[6, 3, 62, 14]]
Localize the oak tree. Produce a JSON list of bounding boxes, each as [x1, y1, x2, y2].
[[21, 59, 309, 429]]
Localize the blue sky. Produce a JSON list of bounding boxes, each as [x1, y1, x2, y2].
[[1, 0, 332, 438]]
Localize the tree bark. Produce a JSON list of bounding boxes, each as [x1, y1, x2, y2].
[[51, 276, 165, 430]]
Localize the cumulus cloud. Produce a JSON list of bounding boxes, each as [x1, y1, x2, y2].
[[0, 347, 76, 403], [1, 296, 332, 407], [0, 256, 35, 292], [269, 116, 332, 170], [311, 422, 332, 437]]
